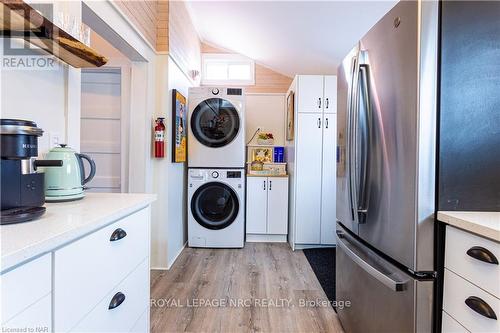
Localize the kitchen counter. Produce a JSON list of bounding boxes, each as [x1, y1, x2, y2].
[[437, 211, 500, 242], [1, 192, 156, 272]]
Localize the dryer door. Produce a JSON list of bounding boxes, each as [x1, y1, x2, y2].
[[190, 98, 240, 147], [191, 182, 240, 230]]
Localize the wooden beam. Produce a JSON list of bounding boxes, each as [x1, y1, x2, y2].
[[0, 0, 107, 68]]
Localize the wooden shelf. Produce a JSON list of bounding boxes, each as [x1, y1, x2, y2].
[[247, 144, 283, 147], [0, 0, 107, 68]]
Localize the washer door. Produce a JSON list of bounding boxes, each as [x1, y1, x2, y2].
[[191, 182, 240, 230], [190, 98, 240, 147]]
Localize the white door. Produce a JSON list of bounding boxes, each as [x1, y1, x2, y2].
[[246, 177, 268, 234], [297, 75, 324, 113], [267, 177, 289, 235], [323, 75, 337, 114], [295, 113, 323, 244], [81, 68, 121, 193], [320, 115, 337, 244]]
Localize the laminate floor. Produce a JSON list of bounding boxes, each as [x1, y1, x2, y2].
[[150, 243, 344, 333]]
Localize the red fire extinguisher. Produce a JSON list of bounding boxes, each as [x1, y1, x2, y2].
[[154, 117, 165, 158]]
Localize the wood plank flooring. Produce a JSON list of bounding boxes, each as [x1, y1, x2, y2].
[[150, 243, 344, 333]]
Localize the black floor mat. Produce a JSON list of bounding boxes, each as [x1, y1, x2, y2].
[[303, 247, 336, 302]]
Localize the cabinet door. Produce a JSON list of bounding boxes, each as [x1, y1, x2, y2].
[[295, 113, 323, 244], [324, 75, 337, 114], [297, 75, 325, 113], [321, 115, 337, 244], [267, 177, 289, 234], [246, 177, 268, 234]]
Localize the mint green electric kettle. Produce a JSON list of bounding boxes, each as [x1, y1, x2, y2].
[[42, 144, 96, 202]]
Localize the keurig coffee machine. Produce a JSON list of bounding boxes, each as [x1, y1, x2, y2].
[[1, 119, 62, 224]]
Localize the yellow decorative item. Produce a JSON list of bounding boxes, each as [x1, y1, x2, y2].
[[252, 148, 273, 163], [250, 161, 264, 171]]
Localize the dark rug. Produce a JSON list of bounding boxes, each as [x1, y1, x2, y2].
[[303, 247, 336, 303]]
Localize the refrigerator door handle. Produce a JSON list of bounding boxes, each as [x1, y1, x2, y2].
[[356, 63, 371, 217], [337, 231, 407, 292], [348, 53, 360, 223]]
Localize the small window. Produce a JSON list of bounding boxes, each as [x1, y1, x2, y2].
[[201, 53, 255, 85]]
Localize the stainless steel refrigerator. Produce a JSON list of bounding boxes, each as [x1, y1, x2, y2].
[[335, 1, 438, 332]]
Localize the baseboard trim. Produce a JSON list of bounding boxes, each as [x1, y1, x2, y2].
[[246, 234, 287, 243], [166, 241, 187, 270], [294, 244, 336, 250], [150, 266, 168, 271]]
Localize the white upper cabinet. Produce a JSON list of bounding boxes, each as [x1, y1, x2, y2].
[[297, 75, 325, 113], [323, 75, 337, 114]]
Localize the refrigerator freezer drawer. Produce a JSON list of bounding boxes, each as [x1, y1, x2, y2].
[[335, 223, 433, 333]]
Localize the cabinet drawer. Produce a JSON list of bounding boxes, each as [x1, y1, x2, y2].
[[443, 269, 500, 333], [2, 293, 51, 332], [130, 309, 149, 333], [55, 207, 150, 332], [445, 225, 500, 297], [1, 253, 51, 323], [71, 259, 149, 332], [442, 311, 469, 333]]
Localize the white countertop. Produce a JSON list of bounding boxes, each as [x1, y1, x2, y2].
[[1, 193, 156, 273], [438, 211, 500, 242]]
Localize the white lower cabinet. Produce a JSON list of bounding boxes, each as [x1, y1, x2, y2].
[[442, 311, 469, 333], [1, 253, 51, 325], [292, 111, 337, 246], [70, 260, 150, 332], [0, 206, 151, 333], [442, 225, 500, 333], [54, 208, 149, 332], [1, 254, 52, 333], [246, 176, 288, 239], [3, 294, 52, 332]]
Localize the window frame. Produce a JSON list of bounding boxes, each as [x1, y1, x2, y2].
[[201, 53, 255, 86]]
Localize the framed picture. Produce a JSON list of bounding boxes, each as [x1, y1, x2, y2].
[[172, 89, 187, 163], [251, 147, 273, 163], [286, 91, 295, 141]]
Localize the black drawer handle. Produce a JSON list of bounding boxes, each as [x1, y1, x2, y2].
[[108, 292, 126, 310], [465, 296, 497, 320], [110, 228, 127, 242], [466, 246, 499, 265]]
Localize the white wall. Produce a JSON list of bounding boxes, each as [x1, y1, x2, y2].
[[1, 1, 82, 155], [151, 56, 195, 269], [245, 93, 286, 146]]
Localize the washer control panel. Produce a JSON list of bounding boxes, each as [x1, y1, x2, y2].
[[227, 171, 242, 179]]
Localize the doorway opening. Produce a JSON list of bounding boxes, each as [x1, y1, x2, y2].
[[81, 67, 122, 192]]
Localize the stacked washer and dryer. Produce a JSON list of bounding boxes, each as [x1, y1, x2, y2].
[[187, 87, 246, 248]]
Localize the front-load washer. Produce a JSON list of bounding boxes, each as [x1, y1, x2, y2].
[[188, 168, 245, 248], [188, 87, 245, 168]]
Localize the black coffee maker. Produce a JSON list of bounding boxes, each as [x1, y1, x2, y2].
[[1, 119, 62, 224]]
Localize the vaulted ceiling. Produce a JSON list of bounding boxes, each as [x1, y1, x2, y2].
[[186, 0, 398, 77]]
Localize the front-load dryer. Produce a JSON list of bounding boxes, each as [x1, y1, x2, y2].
[[188, 87, 245, 168], [188, 168, 245, 248]]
